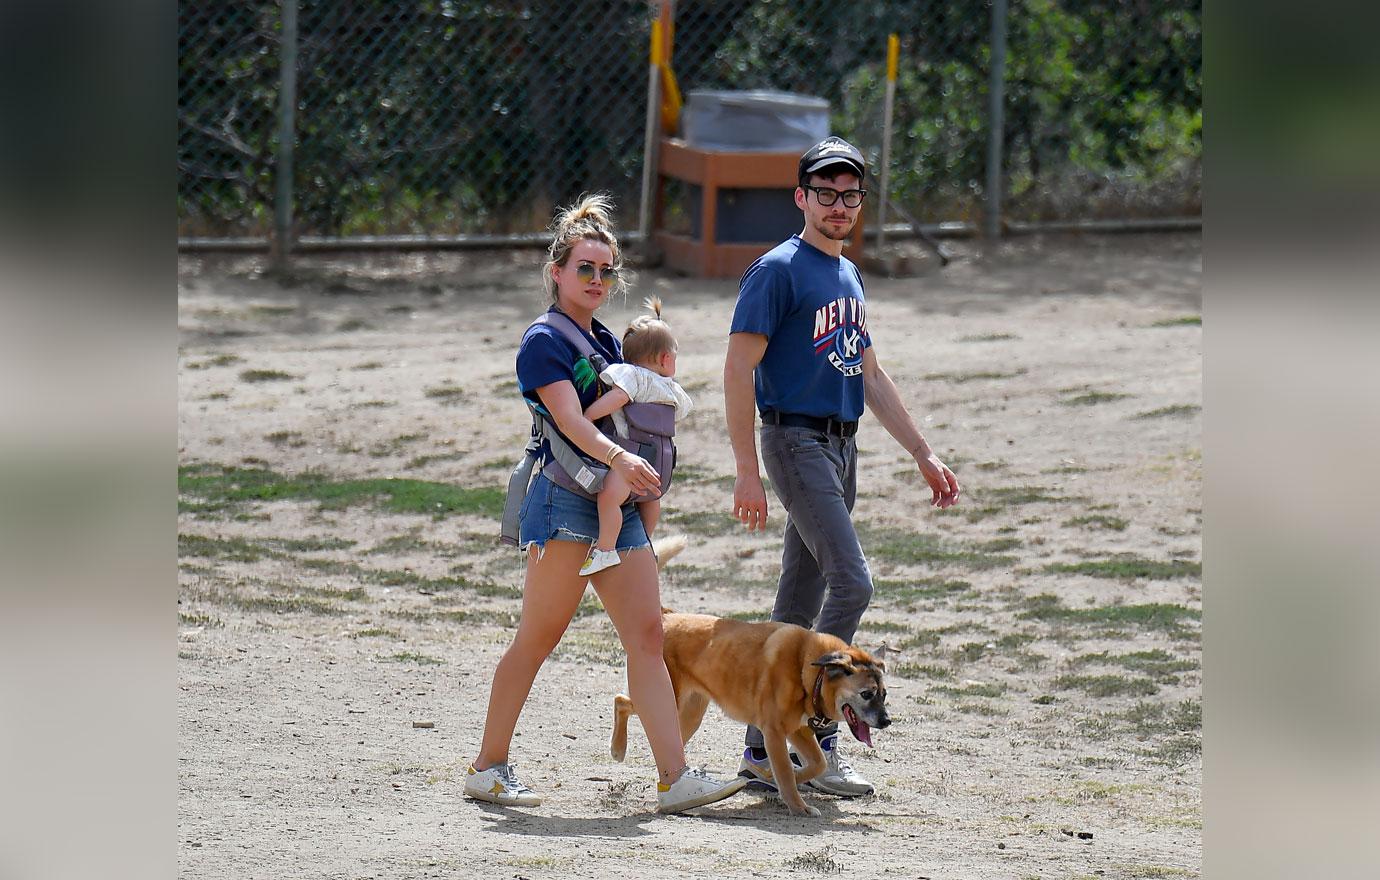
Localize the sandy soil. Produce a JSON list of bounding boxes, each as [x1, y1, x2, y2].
[[178, 232, 1201, 879]]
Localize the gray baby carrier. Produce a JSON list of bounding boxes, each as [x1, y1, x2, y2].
[[499, 310, 677, 547]]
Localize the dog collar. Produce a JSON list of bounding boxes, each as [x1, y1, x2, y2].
[[810, 668, 830, 725]]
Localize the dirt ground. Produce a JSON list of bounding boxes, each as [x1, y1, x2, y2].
[[178, 232, 1201, 879]]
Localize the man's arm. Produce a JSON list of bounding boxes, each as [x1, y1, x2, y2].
[[861, 347, 961, 509], [583, 386, 631, 423], [724, 332, 770, 530]]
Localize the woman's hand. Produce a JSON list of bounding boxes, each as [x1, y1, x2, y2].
[[614, 450, 660, 495]]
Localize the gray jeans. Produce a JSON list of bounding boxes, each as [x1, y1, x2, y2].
[[745, 424, 874, 749]]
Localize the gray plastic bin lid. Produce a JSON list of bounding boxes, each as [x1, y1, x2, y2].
[[686, 90, 829, 111], [683, 90, 829, 152]]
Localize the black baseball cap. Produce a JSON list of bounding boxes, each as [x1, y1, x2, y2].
[[798, 137, 866, 183]]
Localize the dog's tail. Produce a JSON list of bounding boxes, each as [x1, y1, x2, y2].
[[652, 533, 687, 570]]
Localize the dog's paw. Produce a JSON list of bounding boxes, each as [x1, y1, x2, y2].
[[789, 803, 821, 818]]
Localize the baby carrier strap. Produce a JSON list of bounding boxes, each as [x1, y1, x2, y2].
[[498, 310, 679, 547]]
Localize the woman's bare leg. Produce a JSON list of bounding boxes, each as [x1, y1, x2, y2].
[[590, 548, 687, 783], [474, 540, 589, 769]]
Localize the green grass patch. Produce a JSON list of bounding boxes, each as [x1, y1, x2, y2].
[[239, 369, 296, 383], [221, 594, 346, 615], [187, 353, 242, 370], [1042, 556, 1200, 580], [388, 608, 518, 627], [1150, 315, 1201, 327], [406, 451, 467, 469], [303, 559, 515, 597], [383, 652, 444, 665], [179, 464, 504, 518], [1063, 391, 1131, 406], [932, 682, 1005, 698], [552, 631, 625, 666], [860, 526, 1017, 571], [953, 642, 990, 663], [351, 627, 400, 639], [249, 304, 296, 317], [874, 577, 973, 605], [1064, 514, 1129, 531], [957, 333, 1018, 342], [270, 536, 355, 552], [1134, 404, 1201, 420], [178, 533, 270, 562], [368, 433, 426, 457], [891, 663, 952, 680], [353, 360, 384, 370], [1070, 649, 1197, 682], [178, 612, 223, 627], [982, 485, 1064, 505], [1053, 674, 1159, 697], [955, 702, 1007, 716], [924, 369, 1027, 383], [264, 430, 307, 447], [975, 537, 1021, 552], [664, 509, 739, 537], [424, 385, 466, 403], [1019, 594, 1200, 636], [856, 618, 911, 634], [1123, 699, 1201, 736], [959, 505, 1004, 523]]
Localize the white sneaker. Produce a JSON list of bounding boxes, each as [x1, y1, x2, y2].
[[795, 732, 874, 797], [656, 766, 748, 814], [463, 762, 542, 807], [580, 547, 621, 577]]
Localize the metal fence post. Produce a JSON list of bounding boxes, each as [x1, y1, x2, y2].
[[637, 3, 664, 260], [984, 0, 1007, 240], [271, 0, 299, 271]]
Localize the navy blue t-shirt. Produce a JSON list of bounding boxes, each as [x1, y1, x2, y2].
[[729, 236, 871, 421], [516, 307, 622, 464]]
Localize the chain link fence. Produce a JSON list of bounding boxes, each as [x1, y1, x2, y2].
[[178, 0, 1200, 244]]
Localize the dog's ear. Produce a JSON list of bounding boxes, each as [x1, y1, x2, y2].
[[811, 652, 856, 677], [851, 648, 885, 674]]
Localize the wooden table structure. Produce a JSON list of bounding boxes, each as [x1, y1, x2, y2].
[[652, 138, 864, 278]]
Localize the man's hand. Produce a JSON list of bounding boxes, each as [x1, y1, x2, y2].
[[733, 472, 770, 531], [916, 452, 961, 509]]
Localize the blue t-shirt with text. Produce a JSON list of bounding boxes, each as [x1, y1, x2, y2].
[[515, 307, 622, 464], [729, 236, 871, 421]]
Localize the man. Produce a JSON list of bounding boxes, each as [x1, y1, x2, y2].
[[724, 136, 961, 797]]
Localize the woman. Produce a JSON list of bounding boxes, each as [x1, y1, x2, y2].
[[464, 195, 744, 814]]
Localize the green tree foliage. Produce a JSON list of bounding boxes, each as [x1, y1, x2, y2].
[[179, 1, 1200, 235]]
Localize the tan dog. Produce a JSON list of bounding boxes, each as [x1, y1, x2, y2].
[[610, 608, 890, 817]]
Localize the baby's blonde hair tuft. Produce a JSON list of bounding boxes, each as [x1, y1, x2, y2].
[[622, 295, 677, 365]]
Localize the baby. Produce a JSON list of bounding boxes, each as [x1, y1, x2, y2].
[[579, 297, 692, 576]]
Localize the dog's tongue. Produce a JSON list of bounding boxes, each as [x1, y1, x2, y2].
[[843, 704, 872, 748]]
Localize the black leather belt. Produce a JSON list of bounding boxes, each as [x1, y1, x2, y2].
[[761, 411, 859, 437]]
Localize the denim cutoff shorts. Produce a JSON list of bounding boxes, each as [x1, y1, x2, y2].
[[518, 471, 651, 553]]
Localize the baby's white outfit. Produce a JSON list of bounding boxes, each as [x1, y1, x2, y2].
[[599, 363, 693, 438]]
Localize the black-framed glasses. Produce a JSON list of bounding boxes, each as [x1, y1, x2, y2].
[[802, 184, 867, 208], [574, 261, 619, 286]]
